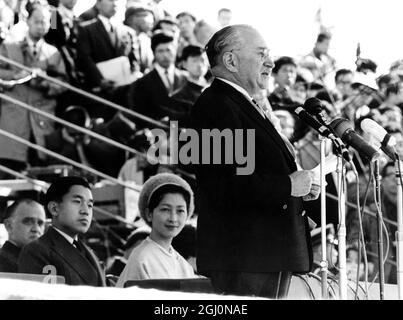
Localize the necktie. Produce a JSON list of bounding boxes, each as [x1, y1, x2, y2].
[[252, 98, 296, 159], [73, 239, 86, 256], [165, 69, 173, 94], [109, 23, 117, 47]]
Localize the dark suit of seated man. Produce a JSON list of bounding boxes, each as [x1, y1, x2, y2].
[[0, 200, 46, 273], [127, 31, 187, 128], [18, 177, 106, 287]]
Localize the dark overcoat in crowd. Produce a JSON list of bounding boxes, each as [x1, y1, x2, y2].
[[127, 68, 187, 127], [0, 241, 21, 273]]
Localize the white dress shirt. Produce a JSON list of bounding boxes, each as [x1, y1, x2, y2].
[[52, 226, 78, 246]]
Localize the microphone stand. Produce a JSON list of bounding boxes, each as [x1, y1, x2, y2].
[[374, 160, 385, 300], [319, 135, 329, 299], [395, 159, 403, 300], [336, 155, 349, 299]]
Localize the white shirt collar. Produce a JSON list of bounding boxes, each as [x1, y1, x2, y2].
[[52, 226, 78, 245], [216, 77, 268, 117], [98, 14, 113, 33], [26, 36, 44, 49], [216, 77, 253, 102]]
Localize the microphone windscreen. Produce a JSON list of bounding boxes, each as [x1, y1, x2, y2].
[[303, 97, 323, 115], [360, 118, 396, 146]]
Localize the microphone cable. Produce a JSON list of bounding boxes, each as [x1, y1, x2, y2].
[[368, 161, 391, 295], [350, 161, 370, 300]]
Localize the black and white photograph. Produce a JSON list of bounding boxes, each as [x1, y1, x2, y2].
[[0, 0, 402, 307]]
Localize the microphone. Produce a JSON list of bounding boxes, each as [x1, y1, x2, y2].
[[294, 106, 352, 162], [294, 106, 332, 137], [303, 97, 329, 125], [360, 118, 397, 161], [329, 118, 381, 162]]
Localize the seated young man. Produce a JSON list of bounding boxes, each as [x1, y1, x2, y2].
[[18, 176, 106, 286]]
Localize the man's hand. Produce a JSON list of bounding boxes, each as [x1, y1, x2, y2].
[[289, 170, 314, 197], [303, 182, 321, 201]]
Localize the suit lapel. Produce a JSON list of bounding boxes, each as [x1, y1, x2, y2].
[[213, 79, 296, 166], [83, 242, 106, 286], [173, 69, 184, 91], [152, 69, 169, 95], [47, 227, 100, 285]]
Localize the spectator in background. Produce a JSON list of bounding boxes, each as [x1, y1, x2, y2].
[[127, 31, 187, 128], [116, 173, 196, 286], [0, 0, 15, 31], [193, 19, 216, 47], [299, 31, 337, 88], [0, 199, 46, 272], [45, 0, 82, 86], [169, 44, 209, 126], [335, 68, 354, 101], [124, 4, 154, 74], [269, 56, 298, 108], [148, 0, 170, 23], [272, 109, 295, 141], [0, 1, 66, 178], [76, 0, 137, 120], [175, 11, 197, 59], [152, 17, 179, 43], [269, 56, 308, 142], [217, 8, 232, 29], [18, 176, 106, 286]]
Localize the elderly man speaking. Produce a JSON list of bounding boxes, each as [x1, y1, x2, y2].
[[189, 25, 319, 299]]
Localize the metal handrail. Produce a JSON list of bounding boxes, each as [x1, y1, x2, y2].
[[0, 54, 168, 130], [0, 164, 137, 227], [0, 128, 141, 192], [326, 193, 398, 228], [0, 93, 145, 158]]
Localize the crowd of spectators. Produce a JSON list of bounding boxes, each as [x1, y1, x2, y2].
[[1, 0, 403, 289]]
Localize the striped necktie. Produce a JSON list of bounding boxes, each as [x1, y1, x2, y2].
[[252, 98, 296, 159]]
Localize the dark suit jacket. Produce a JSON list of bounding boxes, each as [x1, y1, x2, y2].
[[45, 11, 80, 85], [190, 79, 313, 275], [127, 68, 187, 127], [18, 227, 106, 286], [76, 18, 133, 88], [0, 241, 21, 273]]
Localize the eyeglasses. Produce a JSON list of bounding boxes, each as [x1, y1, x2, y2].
[[228, 47, 271, 62]]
